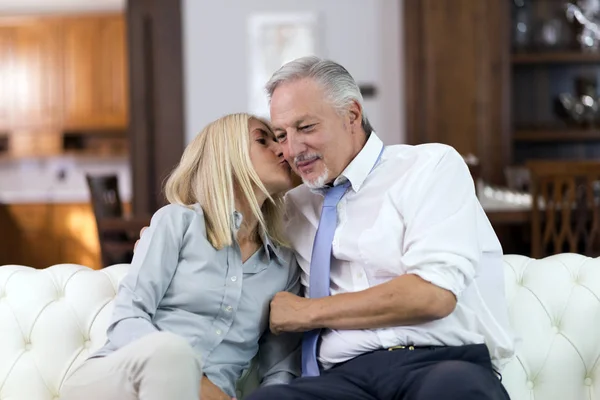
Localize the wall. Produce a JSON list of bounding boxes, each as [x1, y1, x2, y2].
[[182, 0, 404, 145]]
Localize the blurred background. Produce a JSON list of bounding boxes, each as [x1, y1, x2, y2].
[[1, 0, 600, 269]]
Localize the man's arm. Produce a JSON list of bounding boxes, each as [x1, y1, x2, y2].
[[270, 274, 454, 333], [270, 146, 480, 334]]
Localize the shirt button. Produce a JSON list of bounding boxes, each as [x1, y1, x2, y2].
[[526, 381, 534, 389], [216, 329, 222, 335], [231, 276, 237, 282], [225, 305, 232, 312], [357, 272, 364, 279]]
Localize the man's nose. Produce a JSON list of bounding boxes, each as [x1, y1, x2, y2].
[[286, 133, 305, 160]]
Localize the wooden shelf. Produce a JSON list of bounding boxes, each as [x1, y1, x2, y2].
[[512, 52, 600, 64], [514, 129, 600, 142]]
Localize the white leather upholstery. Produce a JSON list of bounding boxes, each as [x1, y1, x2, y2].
[[0, 263, 128, 400], [0, 254, 599, 400], [501, 254, 600, 400]]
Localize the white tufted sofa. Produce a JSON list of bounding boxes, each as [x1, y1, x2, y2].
[[0, 254, 599, 400]]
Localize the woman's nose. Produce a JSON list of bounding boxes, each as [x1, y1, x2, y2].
[[271, 141, 284, 158]]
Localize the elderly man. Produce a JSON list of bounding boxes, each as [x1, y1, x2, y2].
[[245, 56, 514, 400]]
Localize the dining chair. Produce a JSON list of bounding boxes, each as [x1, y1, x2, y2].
[[86, 174, 135, 268], [526, 160, 600, 258]]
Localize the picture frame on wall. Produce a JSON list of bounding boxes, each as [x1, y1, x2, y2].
[[247, 12, 321, 119]]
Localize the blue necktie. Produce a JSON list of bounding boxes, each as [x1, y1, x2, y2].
[[301, 180, 351, 377]]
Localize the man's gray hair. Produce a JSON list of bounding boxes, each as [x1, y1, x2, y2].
[[265, 56, 374, 134]]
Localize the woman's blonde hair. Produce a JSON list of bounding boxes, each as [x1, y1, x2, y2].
[[164, 113, 287, 249]]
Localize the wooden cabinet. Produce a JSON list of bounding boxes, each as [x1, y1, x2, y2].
[[404, 0, 511, 185], [0, 14, 128, 157], [0, 26, 14, 131], [11, 20, 62, 129], [63, 15, 128, 129], [0, 203, 102, 269]]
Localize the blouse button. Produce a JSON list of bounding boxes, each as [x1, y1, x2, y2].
[[231, 276, 237, 282]]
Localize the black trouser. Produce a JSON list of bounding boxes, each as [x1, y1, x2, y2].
[[245, 344, 511, 400]]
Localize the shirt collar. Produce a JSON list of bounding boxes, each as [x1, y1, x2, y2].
[[333, 132, 385, 192], [232, 210, 284, 263]]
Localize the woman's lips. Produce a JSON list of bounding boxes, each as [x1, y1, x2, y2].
[[279, 160, 291, 171]]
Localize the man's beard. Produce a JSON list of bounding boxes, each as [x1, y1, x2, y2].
[[303, 166, 330, 189]]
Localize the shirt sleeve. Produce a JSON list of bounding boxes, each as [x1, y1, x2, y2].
[[105, 205, 190, 349], [256, 255, 302, 386], [398, 146, 482, 297]]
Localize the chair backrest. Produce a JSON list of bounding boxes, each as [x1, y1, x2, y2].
[[86, 174, 124, 220], [85, 174, 131, 267], [527, 160, 600, 258]]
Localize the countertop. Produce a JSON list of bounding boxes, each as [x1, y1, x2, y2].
[[0, 155, 131, 204]]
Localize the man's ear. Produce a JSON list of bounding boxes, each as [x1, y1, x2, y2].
[[348, 100, 362, 128]]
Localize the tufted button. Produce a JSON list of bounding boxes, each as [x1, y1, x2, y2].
[[526, 380, 534, 389], [24, 342, 32, 351], [551, 326, 559, 333], [585, 378, 592, 386], [84, 340, 91, 349]]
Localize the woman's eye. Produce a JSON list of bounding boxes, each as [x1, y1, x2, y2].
[[256, 138, 267, 145]]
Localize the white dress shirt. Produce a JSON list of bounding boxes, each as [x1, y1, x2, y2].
[[284, 133, 515, 370]]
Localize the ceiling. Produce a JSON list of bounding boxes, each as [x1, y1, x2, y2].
[[0, 0, 124, 14]]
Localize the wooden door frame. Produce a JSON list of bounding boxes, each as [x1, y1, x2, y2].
[[403, 0, 512, 185], [126, 0, 185, 215]]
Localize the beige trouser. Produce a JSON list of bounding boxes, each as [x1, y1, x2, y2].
[[61, 332, 203, 400]]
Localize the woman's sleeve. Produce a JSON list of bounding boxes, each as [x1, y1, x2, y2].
[[256, 255, 302, 386], [104, 205, 190, 349]]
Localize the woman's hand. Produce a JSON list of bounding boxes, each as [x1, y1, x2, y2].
[[199, 375, 236, 400]]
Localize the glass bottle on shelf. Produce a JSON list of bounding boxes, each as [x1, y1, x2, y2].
[[512, 0, 532, 51]]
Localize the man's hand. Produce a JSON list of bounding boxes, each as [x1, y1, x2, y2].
[[200, 375, 235, 400], [269, 291, 315, 335], [134, 226, 148, 252]]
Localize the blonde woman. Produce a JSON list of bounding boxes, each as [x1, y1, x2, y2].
[[61, 114, 300, 400]]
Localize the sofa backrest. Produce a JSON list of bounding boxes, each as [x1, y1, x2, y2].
[[0, 254, 599, 400], [501, 254, 600, 400], [0, 263, 128, 400]]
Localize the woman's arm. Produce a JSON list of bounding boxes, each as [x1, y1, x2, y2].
[[257, 256, 302, 386], [106, 205, 191, 348]]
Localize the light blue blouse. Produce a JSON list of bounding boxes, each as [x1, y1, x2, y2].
[[92, 203, 301, 397]]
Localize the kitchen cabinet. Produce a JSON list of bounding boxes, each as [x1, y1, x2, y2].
[[0, 203, 101, 269], [11, 19, 62, 129], [62, 15, 128, 130], [0, 14, 128, 158], [0, 26, 14, 131], [0, 201, 133, 270]]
